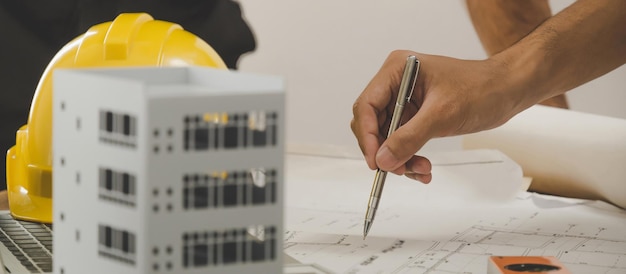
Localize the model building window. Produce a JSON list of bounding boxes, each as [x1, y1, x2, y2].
[[184, 111, 278, 151], [98, 167, 136, 206], [99, 110, 137, 147], [183, 168, 277, 210], [182, 225, 276, 268], [98, 224, 136, 265]]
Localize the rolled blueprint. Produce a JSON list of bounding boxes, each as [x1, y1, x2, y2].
[[463, 105, 626, 209]]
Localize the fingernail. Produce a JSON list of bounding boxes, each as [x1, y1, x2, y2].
[[405, 172, 420, 181], [376, 146, 399, 170], [411, 160, 431, 175], [406, 172, 432, 184]]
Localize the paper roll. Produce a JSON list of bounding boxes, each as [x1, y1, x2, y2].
[[463, 105, 626, 209]]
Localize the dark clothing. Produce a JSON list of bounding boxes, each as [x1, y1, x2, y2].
[[0, 0, 256, 189]]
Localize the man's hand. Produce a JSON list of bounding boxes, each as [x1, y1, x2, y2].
[[351, 50, 524, 183]]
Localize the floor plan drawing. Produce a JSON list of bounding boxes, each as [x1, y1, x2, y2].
[[285, 205, 626, 273], [283, 152, 626, 274]]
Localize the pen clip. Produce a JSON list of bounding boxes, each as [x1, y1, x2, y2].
[[396, 56, 420, 106], [404, 59, 420, 104]]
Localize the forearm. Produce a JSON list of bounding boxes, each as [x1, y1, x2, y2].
[[494, 0, 626, 113], [466, 0, 569, 108], [466, 0, 551, 56]]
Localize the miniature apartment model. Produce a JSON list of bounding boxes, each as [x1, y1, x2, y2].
[[52, 66, 285, 274]]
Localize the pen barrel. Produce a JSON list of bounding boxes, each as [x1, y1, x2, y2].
[[364, 205, 377, 222], [368, 169, 388, 204], [386, 55, 419, 137], [386, 103, 405, 137], [364, 56, 419, 235]]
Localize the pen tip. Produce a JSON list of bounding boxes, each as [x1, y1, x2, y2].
[[363, 220, 372, 240]]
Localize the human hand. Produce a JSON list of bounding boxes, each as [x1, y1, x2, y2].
[[351, 50, 525, 183]]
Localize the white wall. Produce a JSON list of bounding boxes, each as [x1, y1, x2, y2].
[[236, 0, 626, 153]]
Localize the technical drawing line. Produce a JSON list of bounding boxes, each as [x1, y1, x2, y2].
[[432, 160, 504, 166], [423, 242, 468, 273], [471, 225, 624, 243]]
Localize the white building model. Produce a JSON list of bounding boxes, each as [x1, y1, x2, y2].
[[52, 66, 285, 274]]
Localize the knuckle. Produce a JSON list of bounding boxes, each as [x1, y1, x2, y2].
[[351, 99, 360, 115], [350, 118, 357, 133]]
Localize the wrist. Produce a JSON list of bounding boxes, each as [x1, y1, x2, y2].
[[488, 39, 552, 114]]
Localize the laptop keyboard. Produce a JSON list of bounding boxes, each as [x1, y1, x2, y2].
[[0, 214, 52, 273]]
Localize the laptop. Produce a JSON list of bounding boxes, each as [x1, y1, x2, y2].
[[0, 211, 52, 274]]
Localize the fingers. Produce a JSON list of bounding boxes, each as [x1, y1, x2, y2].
[[375, 104, 435, 172], [352, 50, 435, 174], [385, 154, 432, 183], [350, 115, 380, 170], [351, 54, 404, 169], [351, 93, 388, 169], [404, 155, 432, 184]]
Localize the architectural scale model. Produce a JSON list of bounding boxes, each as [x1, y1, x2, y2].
[[51, 66, 285, 273]]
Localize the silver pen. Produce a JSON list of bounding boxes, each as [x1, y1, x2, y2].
[[363, 55, 420, 239]]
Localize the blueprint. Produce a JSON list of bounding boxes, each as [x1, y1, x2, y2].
[[283, 151, 626, 273]]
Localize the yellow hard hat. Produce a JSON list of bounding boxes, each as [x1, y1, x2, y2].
[[6, 13, 227, 223]]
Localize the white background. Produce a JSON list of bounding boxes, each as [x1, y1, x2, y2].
[[236, 0, 626, 152]]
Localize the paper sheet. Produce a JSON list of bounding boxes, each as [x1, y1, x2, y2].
[[464, 105, 626, 208], [284, 151, 626, 273]]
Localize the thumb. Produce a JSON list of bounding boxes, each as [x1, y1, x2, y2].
[[375, 109, 434, 171]]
